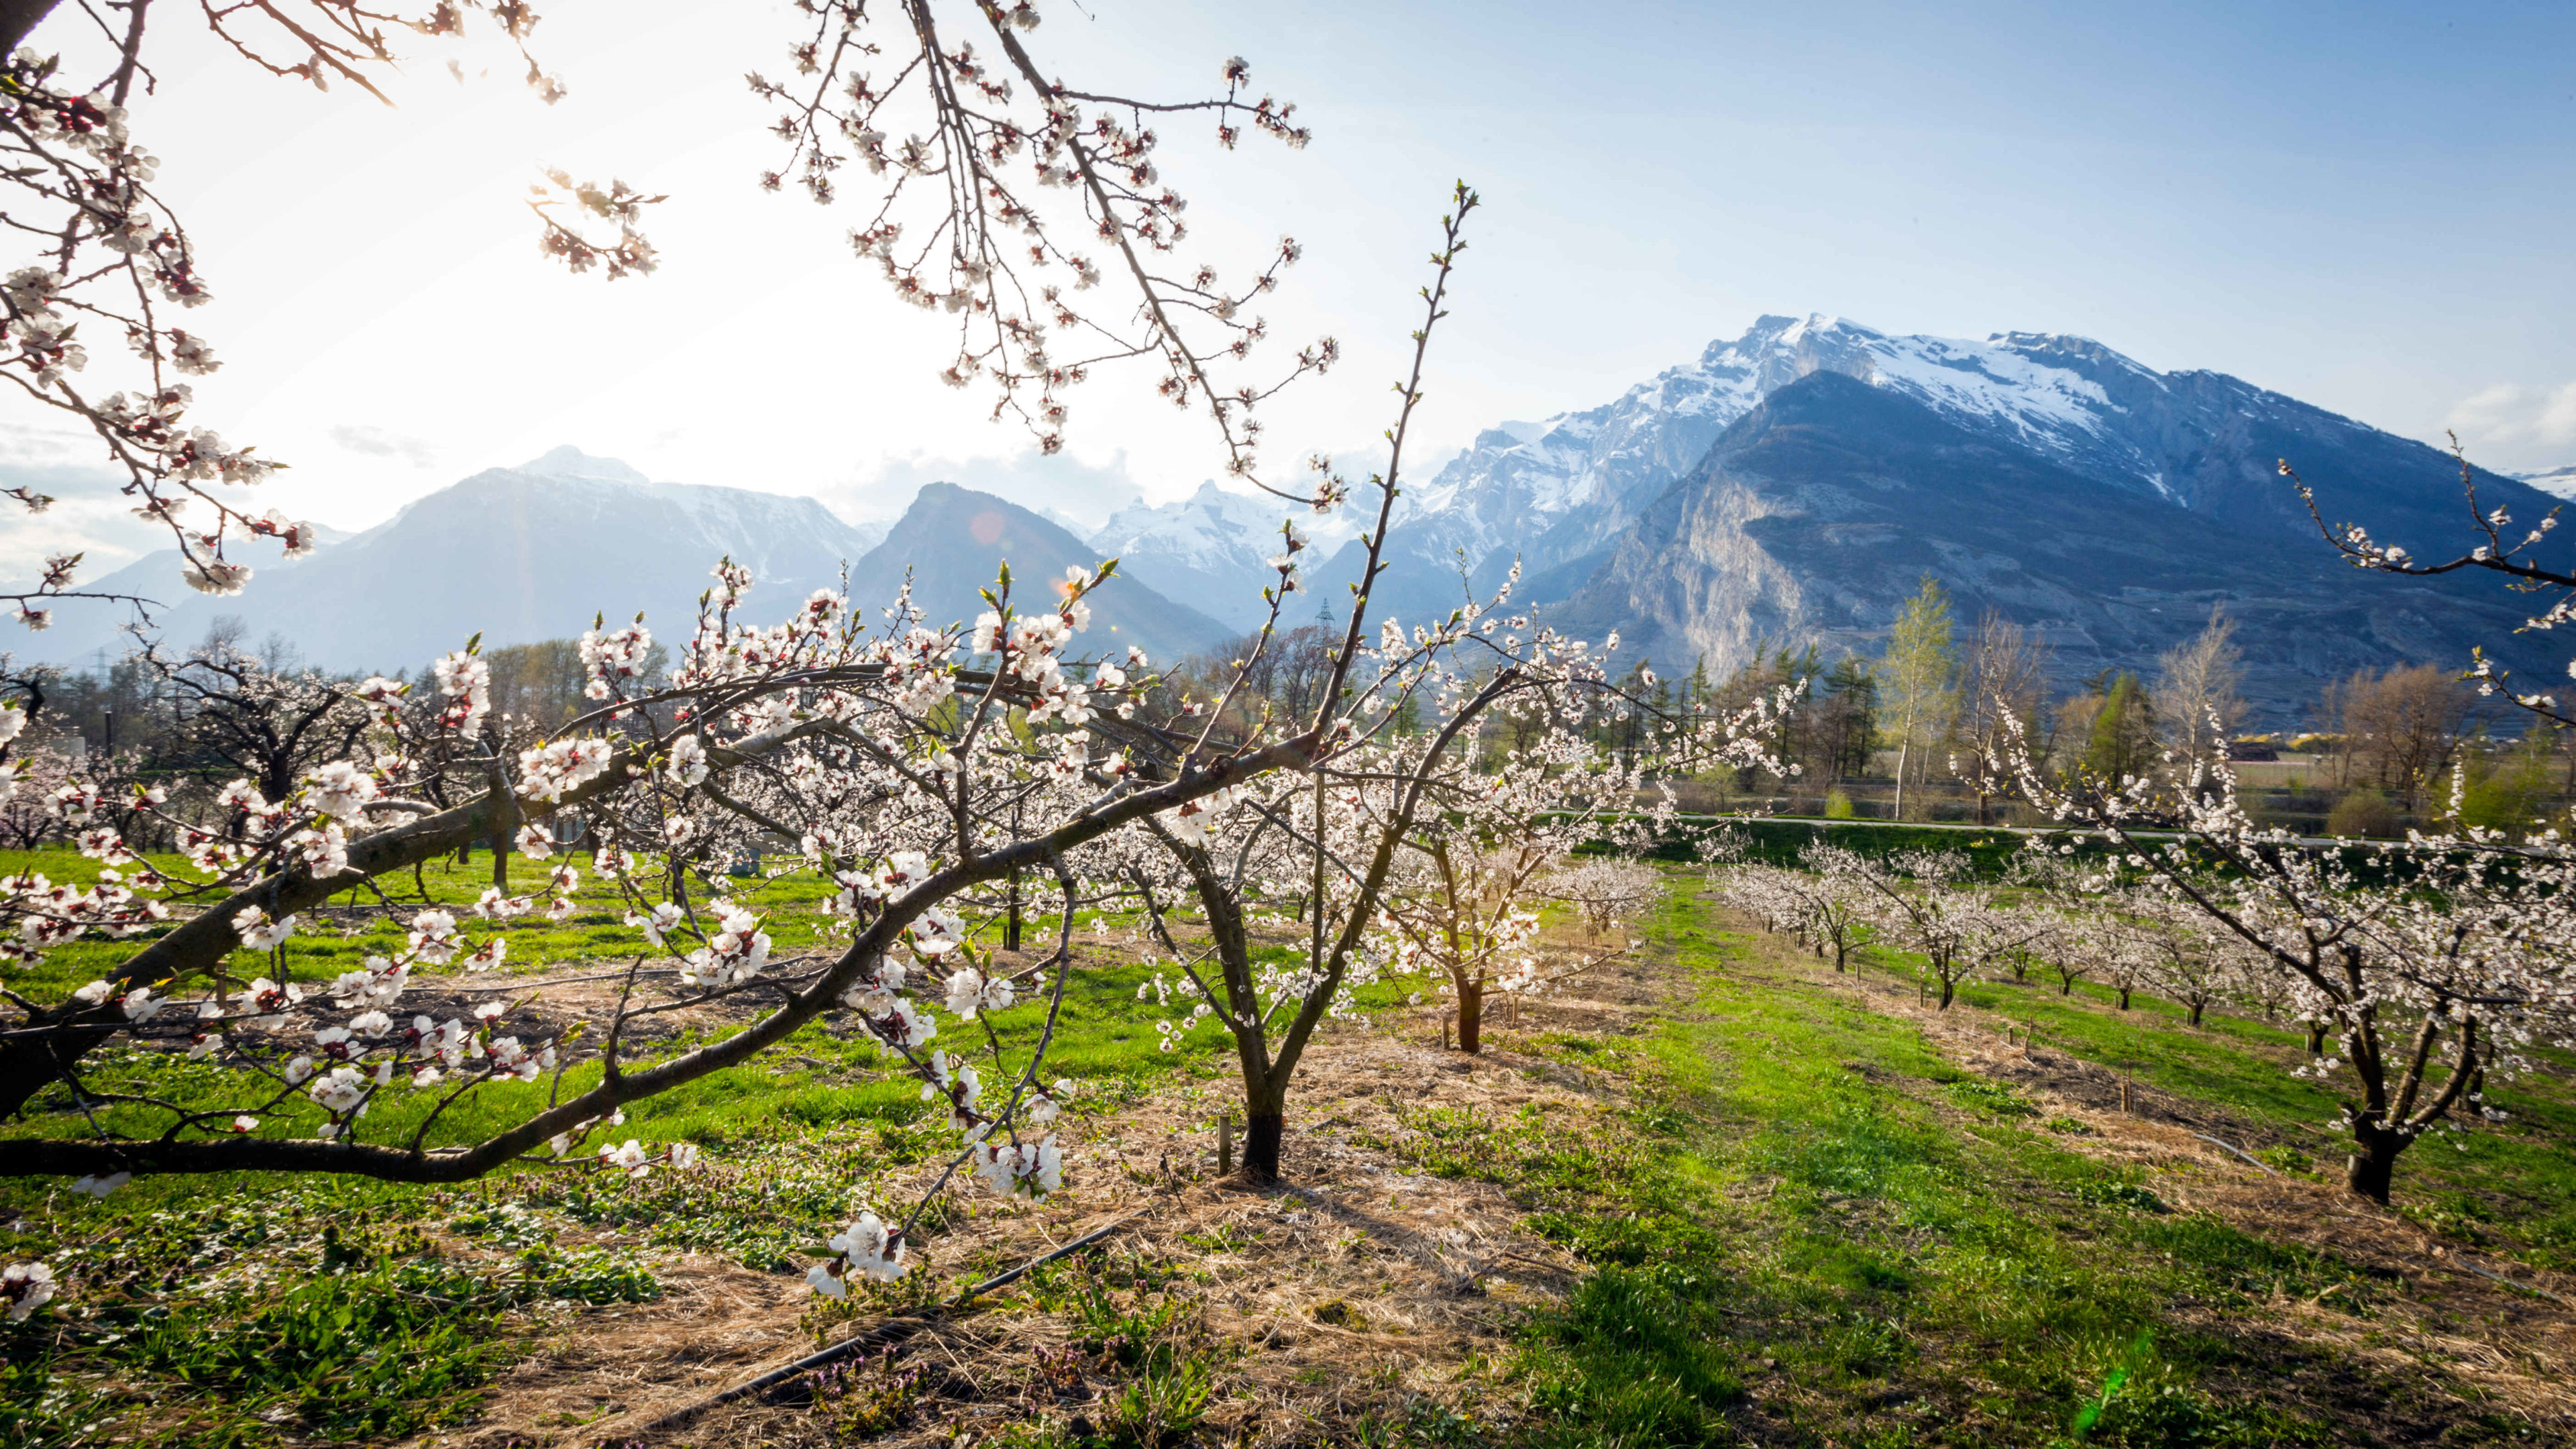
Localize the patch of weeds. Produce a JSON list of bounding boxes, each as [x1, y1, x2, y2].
[[1784, 1236, 1914, 1295], [448, 1202, 556, 1250], [1311, 1298, 1366, 1330], [1352, 1399, 1489, 1446], [1179, 1222, 1260, 1254], [1067, 1279, 1188, 1371], [1518, 1267, 1744, 1444], [0, 1179, 659, 1445], [513, 1244, 663, 1303], [1946, 1078, 2039, 1118], [2255, 1143, 2314, 1175], [2043, 1116, 2094, 1135], [2399, 1191, 2494, 1246], [504, 1128, 872, 1273], [2126, 1214, 2384, 1311], [117, 1259, 527, 1440], [806, 1346, 928, 1443], [2055, 1334, 2334, 1447], [1096, 1356, 1214, 1446], [2072, 1177, 2167, 1214], [1008, 1252, 1229, 1449]]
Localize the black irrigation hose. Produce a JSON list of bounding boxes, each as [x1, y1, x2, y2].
[[614, 1212, 1141, 1442]]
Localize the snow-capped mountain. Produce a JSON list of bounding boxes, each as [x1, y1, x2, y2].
[[1089, 481, 1362, 633], [1554, 372, 2555, 723], [1379, 313, 2159, 585], [1308, 312, 2551, 631], [2516, 465, 2576, 501]]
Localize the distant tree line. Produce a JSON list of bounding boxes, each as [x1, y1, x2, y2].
[[8, 619, 665, 856], [1163, 577, 2560, 841]]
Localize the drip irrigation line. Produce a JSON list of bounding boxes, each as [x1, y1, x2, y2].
[[2190, 1132, 2276, 1174], [2454, 1257, 2574, 1307], [617, 1211, 1141, 1440]]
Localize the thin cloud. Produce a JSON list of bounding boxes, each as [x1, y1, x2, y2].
[[327, 425, 443, 468], [2445, 381, 2576, 472]]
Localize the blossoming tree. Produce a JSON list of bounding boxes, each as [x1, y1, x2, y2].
[[1998, 724, 2576, 1202], [0, 0, 1519, 1307]]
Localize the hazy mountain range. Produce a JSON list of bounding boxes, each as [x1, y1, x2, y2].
[[14, 316, 2564, 722]]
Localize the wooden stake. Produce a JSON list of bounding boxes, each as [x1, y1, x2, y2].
[[1217, 1113, 1234, 1177], [1442, 1016, 1452, 1051]]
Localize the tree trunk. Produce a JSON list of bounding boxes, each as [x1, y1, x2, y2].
[[2345, 1122, 2406, 1203], [1457, 979, 1485, 1055], [1004, 865, 1022, 951], [2187, 1001, 2204, 1027], [1242, 1109, 1285, 1182], [2306, 1024, 2327, 1055], [2117, 988, 2131, 1010], [1937, 977, 1954, 1010]]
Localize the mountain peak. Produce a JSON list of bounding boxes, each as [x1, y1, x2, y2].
[[516, 445, 651, 486]]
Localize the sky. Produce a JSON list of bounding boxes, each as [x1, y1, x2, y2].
[[9, 0, 2576, 581]]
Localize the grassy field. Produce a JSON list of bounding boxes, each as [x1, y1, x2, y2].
[[1, 854, 2569, 1447]]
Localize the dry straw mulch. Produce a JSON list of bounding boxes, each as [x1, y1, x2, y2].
[[419, 939, 1672, 1449]]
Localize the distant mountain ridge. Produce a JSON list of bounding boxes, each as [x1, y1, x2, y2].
[[1555, 373, 2557, 721], [14, 448, 1234, 673], [1085, 481, 1362, 633], [15, 316, 2560, 721], [847, 481, 1230, 663], [1320, 313, 2557, 616]]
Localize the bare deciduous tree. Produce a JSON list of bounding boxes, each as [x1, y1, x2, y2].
[[2150, 604, 2245, 771]]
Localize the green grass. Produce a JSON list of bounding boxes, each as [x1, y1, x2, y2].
[[0, 844, 1430, 1448], [7, 847, 2565, 1446], [1875, 945, 2576, 1275], [1358, 886, 2547, 1446]]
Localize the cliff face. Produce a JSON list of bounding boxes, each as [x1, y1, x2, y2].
[[1555, 374, 2551, 723]]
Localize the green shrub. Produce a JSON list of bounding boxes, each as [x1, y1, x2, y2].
[[2324, 789, 2400, 839]]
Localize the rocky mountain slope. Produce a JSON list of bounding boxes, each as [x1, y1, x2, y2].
[[1552, 373, 2555, 721]]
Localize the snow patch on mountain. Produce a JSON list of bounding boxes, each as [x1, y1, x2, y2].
[[1388, 313, 2198, 581], [2516, 464, 2576, 500]]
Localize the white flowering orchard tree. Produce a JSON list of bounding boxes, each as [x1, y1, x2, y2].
[[1710, 847, 1874, 971], [1097, 192, 1768, 1170], [1132, 618, 1786, 1169], [2000, 721, 2576, 1202], [0, 0, 1493, 1309], [1844, 849, 2045, 1010], [1370, 672, 1761, 1055], [1547, 854, 1670, 943]]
